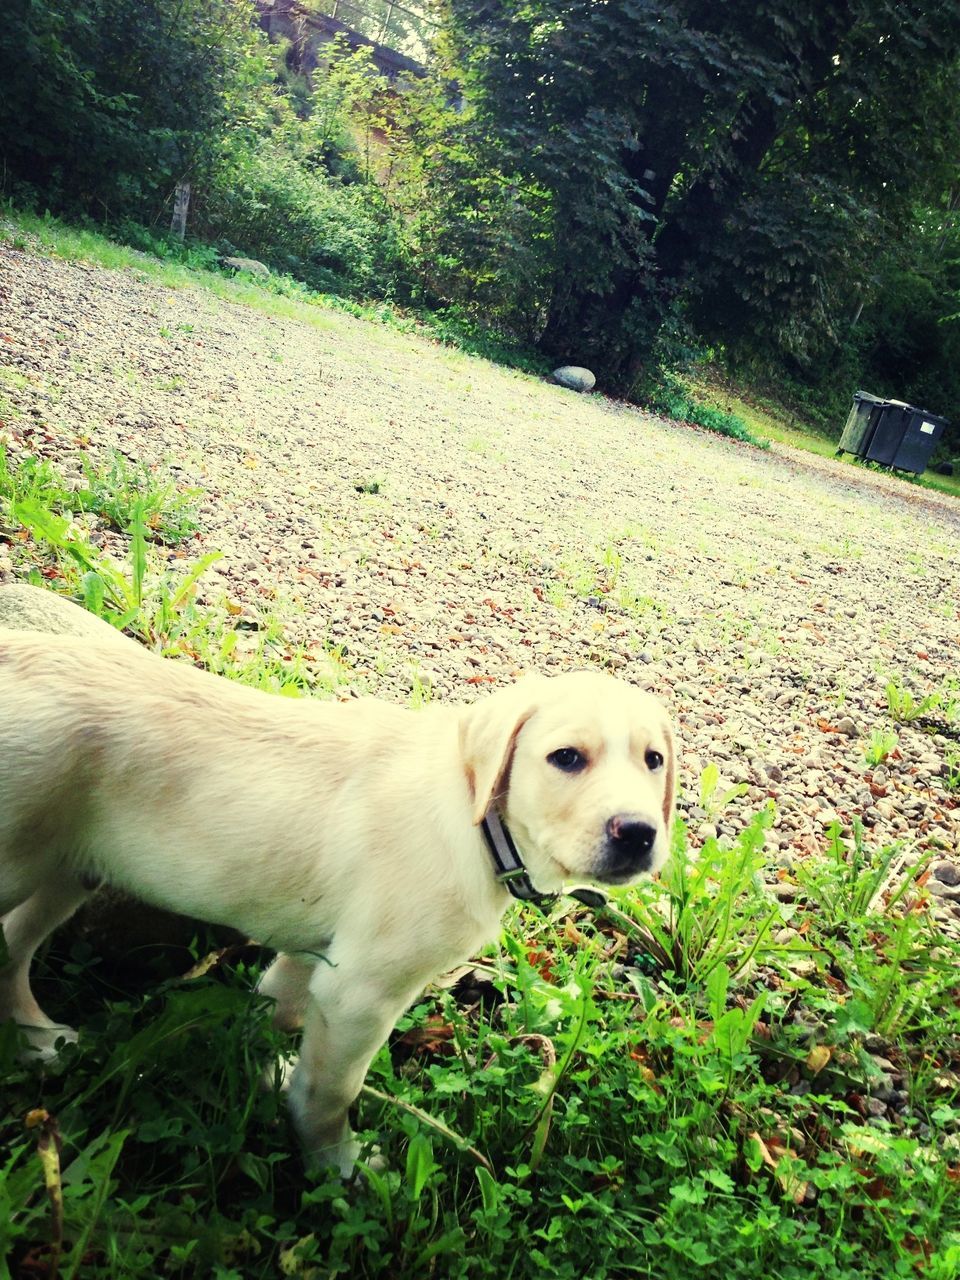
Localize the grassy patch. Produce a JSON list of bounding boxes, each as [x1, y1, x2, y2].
[[0, 205, 546, 376], [1, 808, 958, 1278], [685, 369, 960, 500], [0, 447, 354, 692]]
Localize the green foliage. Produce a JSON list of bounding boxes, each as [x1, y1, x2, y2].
[[0, 0, 265, 220], [613, 806, 784, 985], [793, 824, 953, 1042], [1, 447, 352, 693], [201, 137, 404, 296], [2, 804, 959, 1277], [865, 726, 899, 767], [75, 450, 201, 544], [644, 374, 769, 448], [443, 1, 960, 396], [885, 675, 959, 727]]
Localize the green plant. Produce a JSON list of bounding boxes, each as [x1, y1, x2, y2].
[[645, 374, 770, 447], [793, 824, 953, 1039], [75, 450, 201, 544], [611, 803, 785, 985], [0, 444, 73, 511], [865, 725, 899, 766], [884, 676, 955, 725]]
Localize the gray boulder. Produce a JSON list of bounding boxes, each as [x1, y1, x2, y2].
[[552, 365, 597, 393], [221, 255, 271, 279], [0, 582, 133, 645]]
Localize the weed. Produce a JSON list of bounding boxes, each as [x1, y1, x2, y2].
[[865, 725, 899, 766], [13, 496, 220, 646], [884, 675, 958, 726], [0, 444, 71, 509], [644, 372, 770, 448], [611, 804, 784, 985], [75, 449, 201, 544], [793, 824, 952, 1040]]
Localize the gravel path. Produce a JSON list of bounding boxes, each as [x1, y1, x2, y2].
[[1, 245, 958, 927]]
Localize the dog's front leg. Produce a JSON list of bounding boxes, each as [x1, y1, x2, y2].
[[287, 969, 413, 1178], [257, 952, 315, 1031]]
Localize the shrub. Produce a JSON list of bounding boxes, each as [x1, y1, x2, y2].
[[198, 139, 406, 297]]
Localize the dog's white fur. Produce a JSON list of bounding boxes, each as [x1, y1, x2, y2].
[[0, 630, 675, 1174]]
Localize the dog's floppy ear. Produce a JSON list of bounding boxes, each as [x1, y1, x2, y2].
[[660, 716, 678, 835], [459, 677, 546, 825]]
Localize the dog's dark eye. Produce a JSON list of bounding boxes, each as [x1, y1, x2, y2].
[[645, 749, 664, 771], [548, 747, 587, 773]]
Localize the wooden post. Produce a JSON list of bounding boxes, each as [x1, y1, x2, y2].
[[170, 181, 191, 240]]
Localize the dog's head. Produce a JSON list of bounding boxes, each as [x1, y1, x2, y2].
[[460, 671, 676, 892]]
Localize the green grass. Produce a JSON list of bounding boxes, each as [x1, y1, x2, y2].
[[0, 205, 341, 336], [0, 447, 353, 692], [685, 370, 960, 501], [0, 205, 546, 373], [1, 807, 958, 1279]]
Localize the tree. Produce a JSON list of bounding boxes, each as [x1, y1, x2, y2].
[[443, 1, 960, 390], [0, 0, 265, 223]]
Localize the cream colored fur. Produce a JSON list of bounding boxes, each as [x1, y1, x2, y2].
[[0, 629, 675, 1174]]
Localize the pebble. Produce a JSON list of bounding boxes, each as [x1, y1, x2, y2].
[[932, 860, 960, 887]]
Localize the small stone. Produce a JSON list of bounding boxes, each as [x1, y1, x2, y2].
[[928, 880, 960, 900], [868, 1074, 895, 1102], [931, 860, 960, 887], [835, 716, 858, 737]]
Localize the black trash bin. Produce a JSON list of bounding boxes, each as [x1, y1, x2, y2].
[[837, 391, 949, 476], [838, 390, 887, 456]]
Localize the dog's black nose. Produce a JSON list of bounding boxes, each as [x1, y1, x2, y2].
[[601, 814, 657, 880]]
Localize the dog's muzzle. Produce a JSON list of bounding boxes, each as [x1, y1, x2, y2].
[[595, 813, 659, 883]]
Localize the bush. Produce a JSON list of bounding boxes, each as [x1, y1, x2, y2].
[[198, 139, 406, 297]]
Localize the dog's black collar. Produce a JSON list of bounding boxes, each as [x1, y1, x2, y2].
[[480, 809, 607, 910]]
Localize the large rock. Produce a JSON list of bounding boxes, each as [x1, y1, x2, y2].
[[0, 582, 133, 645], [0, 584, 241, 975], [221, 255, 271, 279], [552, 365, 597, 393]]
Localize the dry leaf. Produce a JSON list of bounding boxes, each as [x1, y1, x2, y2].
[[806, 1044, 832, 1075]]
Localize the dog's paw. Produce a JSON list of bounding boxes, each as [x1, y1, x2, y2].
[[15, 1022, 78, 1065], [261, 1050, 298, 1095], [355, 1146, 388, 1179]]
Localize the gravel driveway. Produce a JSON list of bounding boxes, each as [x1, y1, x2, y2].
[[1, 246, 958, 927]]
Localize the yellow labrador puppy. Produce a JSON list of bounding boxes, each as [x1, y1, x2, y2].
[[0, 630, 675, 1174]]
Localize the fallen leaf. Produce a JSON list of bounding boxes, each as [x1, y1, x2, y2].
[[806, 1044, 832, 1075]]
